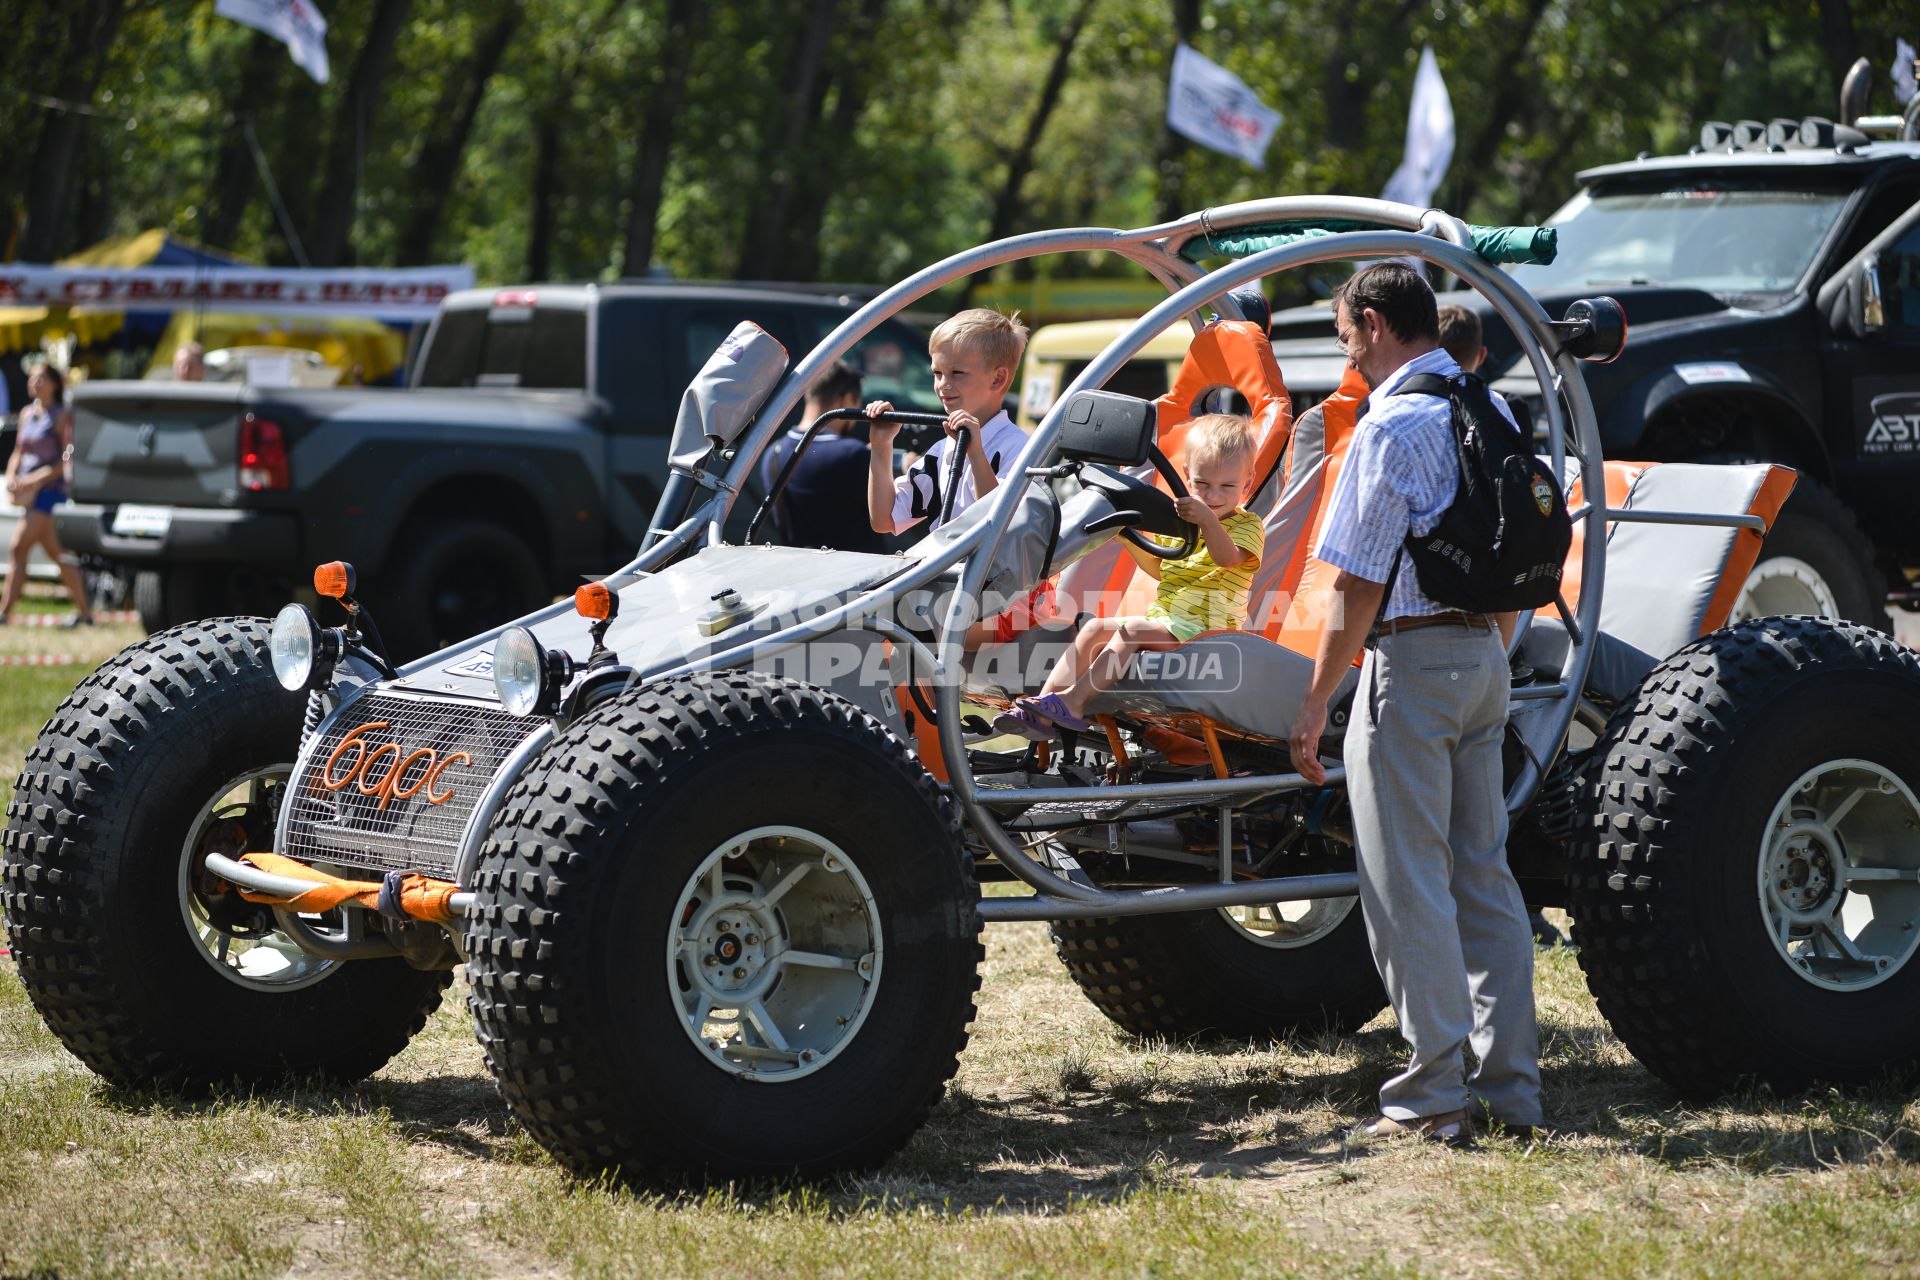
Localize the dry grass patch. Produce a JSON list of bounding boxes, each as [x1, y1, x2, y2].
[[4, 910, 1919, 1279]]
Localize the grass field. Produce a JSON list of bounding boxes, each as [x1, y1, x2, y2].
[[4, 599, 1920, 1278]]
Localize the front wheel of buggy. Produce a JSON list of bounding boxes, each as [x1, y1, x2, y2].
[[1051, 893, 1386, 1041], [465, 673, 982, 1181], [1570, 616, 1920, 1097], [1, 618, 451, 1090]]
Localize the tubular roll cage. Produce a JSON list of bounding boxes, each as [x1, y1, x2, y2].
[[450, 197, 1760, 923]]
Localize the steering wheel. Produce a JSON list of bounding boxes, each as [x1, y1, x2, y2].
[[1077, 445, 1199, 560]]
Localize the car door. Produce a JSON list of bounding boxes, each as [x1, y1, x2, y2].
[[1823, 188, 1920, 559]]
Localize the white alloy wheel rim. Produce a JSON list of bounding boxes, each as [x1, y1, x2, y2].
[[1756, 759, 1920, 993], [1733, 555, 1840, 622], [667, 825, 883, 1082], [1218, 896, 1359, 949], [177, 766, 338, 991]]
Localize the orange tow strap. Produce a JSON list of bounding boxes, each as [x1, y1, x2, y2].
[[235, 852, 461, 924]]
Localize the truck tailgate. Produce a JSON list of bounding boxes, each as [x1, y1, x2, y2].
[[69, 382, 251, 507]]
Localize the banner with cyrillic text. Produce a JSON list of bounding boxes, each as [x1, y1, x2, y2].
[[0, 265, 476, 322]]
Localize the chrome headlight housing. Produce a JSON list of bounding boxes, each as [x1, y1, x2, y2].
[[493, 625, 572, 717], [270, 603, 341, 692]]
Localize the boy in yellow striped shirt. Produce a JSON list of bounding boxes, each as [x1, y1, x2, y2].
[[999, 414, 1263, 739]]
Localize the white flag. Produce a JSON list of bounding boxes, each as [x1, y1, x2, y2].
[[1896, 39, 1917, 107], [217, 0, 330, 85], [1381, 46, 1454, 209], [1166, 43, 1283, 169]]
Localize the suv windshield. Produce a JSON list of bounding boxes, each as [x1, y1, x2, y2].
[[1510, 176, 1853, 298]]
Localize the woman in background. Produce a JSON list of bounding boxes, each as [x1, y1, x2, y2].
[[2, 363, 94, 626]]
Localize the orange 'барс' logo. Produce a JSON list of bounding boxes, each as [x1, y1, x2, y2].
[[320, 721, 471, 810]]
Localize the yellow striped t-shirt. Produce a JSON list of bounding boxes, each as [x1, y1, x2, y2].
[[1144, 507, 1264, 642]]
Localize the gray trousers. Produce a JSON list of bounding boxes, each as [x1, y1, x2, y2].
[[1347, 624, 1541, 1125]]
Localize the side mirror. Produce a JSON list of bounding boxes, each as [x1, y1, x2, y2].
[[1555, 297, 1628, 363], [1861, 254, 1886, 335], [1055, 390, 1156, 466]]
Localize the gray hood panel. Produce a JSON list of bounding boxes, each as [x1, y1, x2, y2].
[[395, 544, 913, 700]]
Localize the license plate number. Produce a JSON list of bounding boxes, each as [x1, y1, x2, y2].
[[110, 504, 173, 538]]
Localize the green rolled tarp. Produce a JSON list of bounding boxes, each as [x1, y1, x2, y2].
[[1182, 221, 1557, 266]]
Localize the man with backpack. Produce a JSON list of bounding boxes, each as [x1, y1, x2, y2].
[[1286, 262, 1546, 1146]]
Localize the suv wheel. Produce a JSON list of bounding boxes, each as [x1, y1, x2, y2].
[[377, 519, 547, 659], [1732, 476, 1886, 629]]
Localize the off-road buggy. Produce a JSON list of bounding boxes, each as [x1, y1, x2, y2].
[[9, 199, 1920, 1182]]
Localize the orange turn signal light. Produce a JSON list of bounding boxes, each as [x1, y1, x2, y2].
[[314, 561, 355, 600], [575, 583, 614, 622]]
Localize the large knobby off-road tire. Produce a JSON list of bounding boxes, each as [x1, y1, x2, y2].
[[1, 618, 450, 1089], [1051, 894, 1387, 1041], [1570, 615, 1920, 1097], [465, 672, 982, 1180], [1731, 475, 1887, 629]]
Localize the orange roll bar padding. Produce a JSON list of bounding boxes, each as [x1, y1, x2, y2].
[[235, 851, 461, 924]]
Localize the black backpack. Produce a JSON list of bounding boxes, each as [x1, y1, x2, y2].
[[1390, 372, 1572, 614]]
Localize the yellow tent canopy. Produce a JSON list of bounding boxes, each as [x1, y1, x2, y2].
[[58, 227, 179, 267], [145, 310, 406, 383]]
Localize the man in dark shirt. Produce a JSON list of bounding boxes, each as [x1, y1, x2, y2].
[[765, 361, 885, 553]]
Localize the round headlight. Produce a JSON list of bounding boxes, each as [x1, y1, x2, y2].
[[493, 626, 549, 717], [270, 603, 330, 692]]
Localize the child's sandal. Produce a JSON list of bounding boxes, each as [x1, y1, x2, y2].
[[1022, 692, 1093, 734], [992, 705, 1059, 742]]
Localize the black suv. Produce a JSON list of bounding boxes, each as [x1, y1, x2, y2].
[[1269, 106, 1920, 625]]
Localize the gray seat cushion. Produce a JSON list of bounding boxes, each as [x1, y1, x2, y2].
[[1521, 461, 1787, 703]]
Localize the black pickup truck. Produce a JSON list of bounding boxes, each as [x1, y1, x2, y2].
[[57, 284, 935, 656], [1266, 111, 1920, 627]]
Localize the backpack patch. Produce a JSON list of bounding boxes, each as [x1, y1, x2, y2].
[[1392, 372, 1573, 614]]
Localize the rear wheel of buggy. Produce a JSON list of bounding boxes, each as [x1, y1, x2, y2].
[[1051, 893, 1386, 1041], [0, 619, 451, 1090], [465, 673, 982, 1181], [1570, 616, 1920, 1097]]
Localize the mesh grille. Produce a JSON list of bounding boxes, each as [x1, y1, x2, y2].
[[281, 692, 537, 878]]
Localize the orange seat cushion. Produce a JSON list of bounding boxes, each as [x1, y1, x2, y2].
[[1273, 367, 1370, 660]]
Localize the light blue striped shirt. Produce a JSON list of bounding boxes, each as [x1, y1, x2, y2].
[[1315, 347, 1518, 621]]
